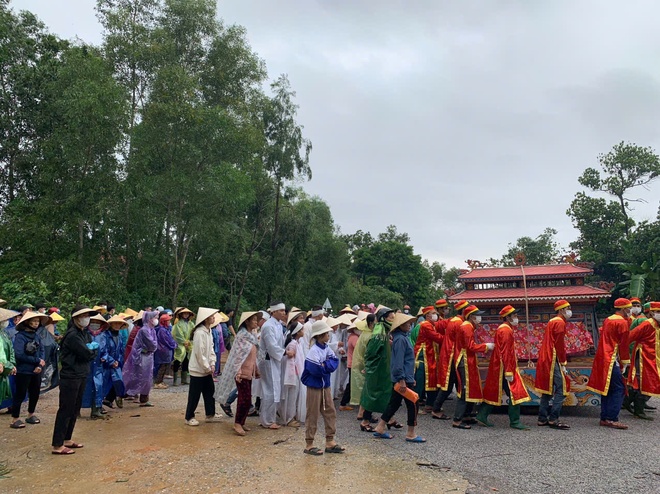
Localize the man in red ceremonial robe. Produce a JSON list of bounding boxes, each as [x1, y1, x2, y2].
[[452, 305, 493, 429], [534, 299, 572, 430], [626, 301, 660, 420], [586, 298, 632, 429], [431, 300, 468, 420], [414, 306, 443, 412], [477, 305, 531, 429]]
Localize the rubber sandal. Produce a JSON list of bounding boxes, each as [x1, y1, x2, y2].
[[325, 444, 345, 453], [386, 421, 403, 430], [452, 423, 471, 429], [548, 422, 570, 430], [537, 421, 549, 426], [373, 432, 393, 439], [432, 413, 451, 420], [303, 447, 323, 456], [25, 416, 41, 424], [139, 402, 155, 407], [10, 420, 25, 429], [220, 404, 233, 417], [52, 447, 75, 455], [360, 424, 375, 432], [405, 435, 427, 443], [64, 442, 84, 448]]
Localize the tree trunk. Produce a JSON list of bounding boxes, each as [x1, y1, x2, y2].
[[266, 179, 281, 305]]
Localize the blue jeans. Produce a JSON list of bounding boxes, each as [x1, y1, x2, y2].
[[538, 362, 565, 423], [226, 387, 238, 405], [600, 364, 625, 421]]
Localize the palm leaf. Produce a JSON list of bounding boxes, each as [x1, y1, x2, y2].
[[628, 274, 647, 299]]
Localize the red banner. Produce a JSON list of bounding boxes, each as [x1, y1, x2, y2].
[[475, 322, 593, 360]]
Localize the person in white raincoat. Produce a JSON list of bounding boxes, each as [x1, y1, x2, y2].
[[258, 302, 287, 429]]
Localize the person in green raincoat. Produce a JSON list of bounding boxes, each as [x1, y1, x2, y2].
[[351, 314, 376, 421], [359, 307, 404, 432], [172, 308, 195, 385], [0, 308, 19, 404]]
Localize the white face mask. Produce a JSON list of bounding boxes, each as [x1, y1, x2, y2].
[[89, 323, 101, 331], [510, 317, 519, 326], [653, 312, 660, 322], [474, 315, 482, 324], [151, 318, 159, 327], [78, 317, 91, 328], [430, 314, 439, 322], [631, 307, 641, 316], [563, 310, 572, 320]]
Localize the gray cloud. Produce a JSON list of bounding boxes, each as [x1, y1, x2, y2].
[[12, 0, 660, 268]]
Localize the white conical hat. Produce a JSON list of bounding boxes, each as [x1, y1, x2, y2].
[[195, 307, 219, 327], [391, 313, 416, 331], [287, 310, 305, 325], [238, 311, 262, 329], [0, 307, 19, 323], [18, 311, 50, 327]]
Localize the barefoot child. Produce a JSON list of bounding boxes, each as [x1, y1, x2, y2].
[[301, 320, 344, 456]]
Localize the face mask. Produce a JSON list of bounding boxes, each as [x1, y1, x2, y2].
[[89, 323, 101, 331], [403, 310, 409, 314], [78, 317, 91, 328], [0, 321, 8, 330], [631, 307, 641, 316], [474, 315, 482, 324], [431, 314, 439, 322], [653, 313, 660, 322], [510, 317, 519, 326], [563, 310, 572, 320], [151, 318, 159, 327]]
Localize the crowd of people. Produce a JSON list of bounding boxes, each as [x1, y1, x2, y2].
[[0, 295, 657, 456]]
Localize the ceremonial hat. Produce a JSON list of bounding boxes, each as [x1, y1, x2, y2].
[[454, 300, 469, 311], [553, 300, 570, 311], [643, 302, 652, 312], [499, 305, 518, 318], [649, 302, 660, 311], [434, 299, 448, 308], [238, 311, 262, 329], [0, 307, 19, 323], [462, 305, 483, 319], [421, 306, 436, 315], [18, 311, 50, 327], [195, 307, 219, 327], [390, 313, 416, 331], [614, 298, 632, 309], [309, 320, 332, 339], [630, 297, 642, 304], [107, 315, 129, 329]]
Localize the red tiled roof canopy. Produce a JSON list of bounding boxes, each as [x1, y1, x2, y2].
[[448, 285, 611, 303], [459, 264, 593, 281]]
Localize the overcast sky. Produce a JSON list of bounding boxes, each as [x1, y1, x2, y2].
[[11, 0, 660, 268]]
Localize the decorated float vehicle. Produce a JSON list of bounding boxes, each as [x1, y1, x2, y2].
[[448, 263, 612, 406]]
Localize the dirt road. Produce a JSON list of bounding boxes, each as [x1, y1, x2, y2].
[[0, 385, 468, 493]]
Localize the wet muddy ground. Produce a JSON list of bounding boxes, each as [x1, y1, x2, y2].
[[0, 384, 468, 493]]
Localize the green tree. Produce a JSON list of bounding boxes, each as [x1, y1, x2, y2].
[[577, 141, 660, 238], [494, 227, 560, 266]]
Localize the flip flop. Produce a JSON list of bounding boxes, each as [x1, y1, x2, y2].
[[65, 442, 84, 448], [303, 447, 323, 456], [325, 444, 346, 453], [25, 416, 40, 424], [139, 402, 155, 407], [432, 413, 451, 420], [452, 423, 471, 429], [537, 421, 549, 426], [386, 421, 403, 429], [373, 432, 393, 439], [52, 447, 75, 455], [10, 420, 25, 429], [548, 422, 570, 430], [405, 436, 426, 443]]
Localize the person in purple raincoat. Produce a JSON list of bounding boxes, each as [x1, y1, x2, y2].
[[154, 313, 177, 389], [123, 310, 158, 407]]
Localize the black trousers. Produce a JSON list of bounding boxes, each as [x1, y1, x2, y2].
[[185, 374, 216, 420], [453, 363, 474, 422], [52, 377, 86, 447], [12, 372, 41, 418], [381, 384, 418, 427], [433, 366, 457, 413], [340, 371, 352, 406], [173, 356, 189, 373]]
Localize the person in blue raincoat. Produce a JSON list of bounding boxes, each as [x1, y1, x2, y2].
[[153, 313, 177, 389], [82, 314, 109, 419], [102, 315, 128, 409]]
